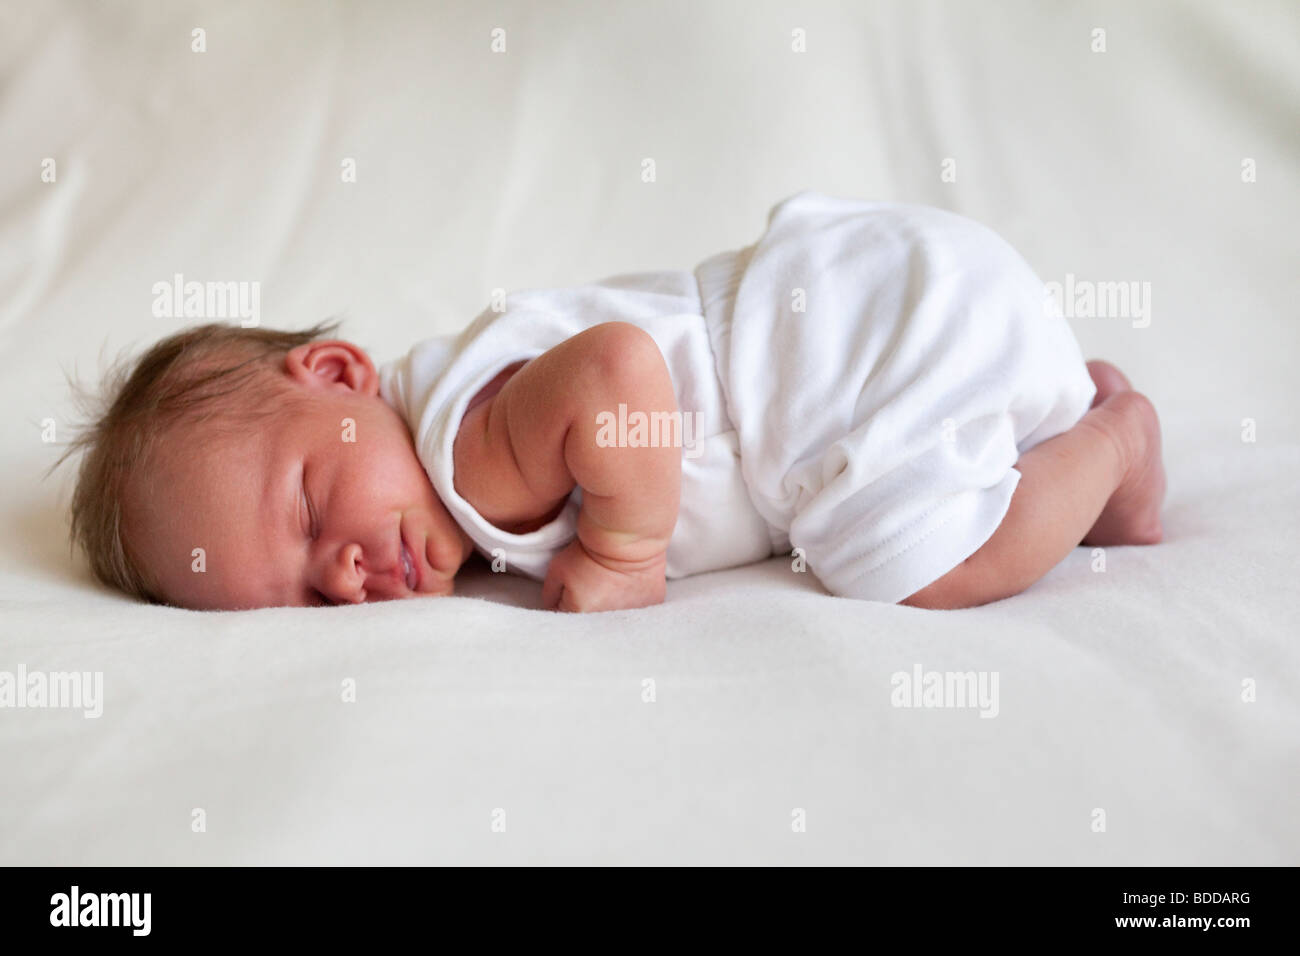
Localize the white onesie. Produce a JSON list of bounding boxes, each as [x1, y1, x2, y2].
[[379, 191, 1095, 603]]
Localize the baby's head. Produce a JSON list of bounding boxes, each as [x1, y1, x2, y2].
[[65, 323, 472, 609]]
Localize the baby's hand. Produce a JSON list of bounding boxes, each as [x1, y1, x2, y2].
[[541, 539, 666, 612]]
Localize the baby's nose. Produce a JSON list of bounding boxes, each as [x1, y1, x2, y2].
[[320, 542, 366, 604]]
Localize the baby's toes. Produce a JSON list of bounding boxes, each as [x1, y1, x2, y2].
[[1115, 391, 1166, 543], [1082, 390, 1165, 547], [1086, 360, 1133, 407]]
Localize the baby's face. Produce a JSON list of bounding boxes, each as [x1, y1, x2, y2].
[[130, 340, 473, 609]]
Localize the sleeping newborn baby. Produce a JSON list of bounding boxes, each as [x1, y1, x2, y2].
[[66, 191, 1165, 611]]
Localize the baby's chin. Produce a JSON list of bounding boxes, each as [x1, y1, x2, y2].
[[405, 537, 461, 599], [419, 508, 475, 592]]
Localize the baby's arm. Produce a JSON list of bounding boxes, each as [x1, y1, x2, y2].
[[453, 322, 681, 611]]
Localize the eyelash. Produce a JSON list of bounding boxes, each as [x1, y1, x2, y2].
[[303, 470, 320, 540], [300, 468, 328, 606]]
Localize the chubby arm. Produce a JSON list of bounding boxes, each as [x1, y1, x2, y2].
[[453, 322, 682, 610]]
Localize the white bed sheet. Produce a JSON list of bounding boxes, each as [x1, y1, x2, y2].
[[1, 0, 1296, 865]]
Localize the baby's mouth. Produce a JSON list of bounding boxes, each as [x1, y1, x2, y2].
[[400, 541, 418, 591]]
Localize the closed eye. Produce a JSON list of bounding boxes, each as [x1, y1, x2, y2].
[[297, 467, 327, 606], [302, 468, 320, 540]]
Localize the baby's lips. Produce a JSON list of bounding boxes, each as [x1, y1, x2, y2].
[[398, 523, 422, 593], [400, 541, 418, 590]]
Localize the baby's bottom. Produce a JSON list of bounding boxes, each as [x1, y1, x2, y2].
[[902, 361, 1166, 609]]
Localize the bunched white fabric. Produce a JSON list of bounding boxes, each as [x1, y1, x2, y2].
[[382, 192, 1096, 602], [702, 192, 1097, 601]]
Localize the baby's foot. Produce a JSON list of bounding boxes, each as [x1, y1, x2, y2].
[[1087, 359, 1132, 407], [1082, 390, 1166, 546]]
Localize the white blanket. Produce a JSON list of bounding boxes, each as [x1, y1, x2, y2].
[[1, 0, 1297, 865]]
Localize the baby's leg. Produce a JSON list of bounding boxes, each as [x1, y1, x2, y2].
[[902, 362, 1165, 609]]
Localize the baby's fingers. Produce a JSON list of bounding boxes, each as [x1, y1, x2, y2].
[[541, 546, 589, 611]]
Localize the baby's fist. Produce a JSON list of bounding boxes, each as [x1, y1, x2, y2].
[[541, 539, 666, 613]]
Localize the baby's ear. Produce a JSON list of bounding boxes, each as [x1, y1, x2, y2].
[[285, 340, 379, 396]]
